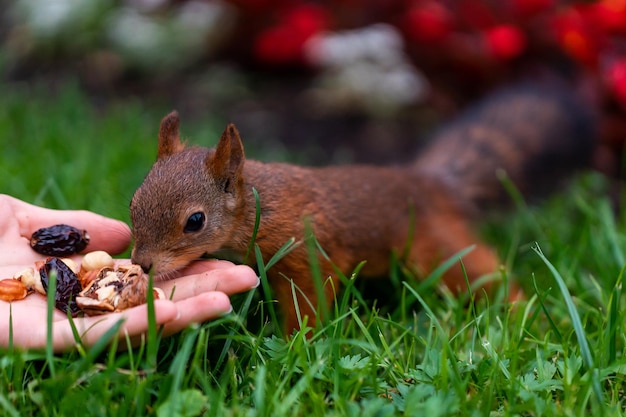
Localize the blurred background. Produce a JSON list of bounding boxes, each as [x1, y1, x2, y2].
[[1, 0, 626, 186], [0, 0, 623, 303]]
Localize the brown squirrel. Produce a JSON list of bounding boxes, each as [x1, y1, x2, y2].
[[130, 84, 597, 332]]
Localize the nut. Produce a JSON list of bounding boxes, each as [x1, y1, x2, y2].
[[61, 258, 79, 274], [154, 287, 165, 300], [78, 269, 100, 289], [0, 279, 28, 302], [77, 264, 150, 315], [13, 267, 45, 295], [78, 251, 116, 288], [80, 251, 114, 273]]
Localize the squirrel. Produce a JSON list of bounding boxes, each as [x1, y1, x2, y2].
[[130, 84, 597, 333]]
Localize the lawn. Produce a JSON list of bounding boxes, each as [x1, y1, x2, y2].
[[0, 81, 625, 416]]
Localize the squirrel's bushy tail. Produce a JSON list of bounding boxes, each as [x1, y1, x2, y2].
[[413, 84, 598, 213]]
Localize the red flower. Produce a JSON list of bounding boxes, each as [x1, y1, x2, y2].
[[255, 26, 308, 65], [606, 60, 626, 105], [552, 7, 602, 67], [484, 24, 527, 61], [404, 2, 454, 43], [588, 0, 626, 34], [457, 0, 497, 29], [510, 0, 555, 18], [284, 3, 329, 37], [254, 3, 330, 65]]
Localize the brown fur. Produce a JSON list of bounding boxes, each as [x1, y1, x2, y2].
[[130, 85, 597, 333]]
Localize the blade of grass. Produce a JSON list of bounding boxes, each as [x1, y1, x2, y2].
[[606, 265, 625, 365], [8, 304, 13, 353], [416, 246, 477, 293], [71, 319, 125, 374], [253, 364, 267, 416], [215, 286, 258, 369], [45, 269, 57, 377], [303, 220, 329, 325], [533, 242, 603, 405], [254, 236, 300, 333], [0, 393, 20, 417], [167, 325, 200, 397], [146, 271, 158, 370], [598, 201, 625, 267], [336, 261, 368, 327], [66, 307, 86, 357], [273, 362, 323, 415], [244, 187, 261, 264], [255, 244, 280, 336], [264, 238, 299, 271], [531, 273, 562, 343]]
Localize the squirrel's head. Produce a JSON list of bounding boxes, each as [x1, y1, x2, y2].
[[130, 111, 246, 276]]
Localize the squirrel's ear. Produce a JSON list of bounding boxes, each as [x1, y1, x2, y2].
[[209, 123, 245, 193], [157, 111, 185, 160]]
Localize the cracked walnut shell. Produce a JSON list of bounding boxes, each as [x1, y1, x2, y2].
[[76, 264, 164, 316]]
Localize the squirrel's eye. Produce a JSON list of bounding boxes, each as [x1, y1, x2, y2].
[[184, 212, 205, 233]]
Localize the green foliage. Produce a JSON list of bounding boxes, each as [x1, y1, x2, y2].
[[1, 81, 626, 416]]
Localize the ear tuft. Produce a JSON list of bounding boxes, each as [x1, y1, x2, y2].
[[208, 123, 245, 193], [157, 111, 185, 160]]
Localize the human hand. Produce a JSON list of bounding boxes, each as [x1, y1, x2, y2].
[[0, 195, 258, 352]]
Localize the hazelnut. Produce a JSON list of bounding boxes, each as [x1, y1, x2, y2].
[[78, 251, 116, 288], [80, 251, 114, 273]]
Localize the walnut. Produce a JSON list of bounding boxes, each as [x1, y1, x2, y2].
[[76, 264, 164, 316]]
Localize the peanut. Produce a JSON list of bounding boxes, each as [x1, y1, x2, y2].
[[0, 279, 28, 302]]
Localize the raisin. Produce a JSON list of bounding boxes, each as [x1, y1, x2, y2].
[[39, 257, 83, 316], [30, 224, 90, 256]]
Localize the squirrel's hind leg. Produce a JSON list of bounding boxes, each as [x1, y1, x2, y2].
[[408, 215, 522, 301]]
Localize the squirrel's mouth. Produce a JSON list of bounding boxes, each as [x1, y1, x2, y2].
[[200, 249, 245, 265], [140, 249, 206, 279]]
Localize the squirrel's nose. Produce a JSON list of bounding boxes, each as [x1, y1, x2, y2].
[[130, 249, 152, 274]]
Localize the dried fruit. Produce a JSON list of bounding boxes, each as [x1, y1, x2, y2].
[[30, 224, 90, 256], [4, 250, 162, 316], [0, 279, 28, 302], [39, 257, 83, 316]]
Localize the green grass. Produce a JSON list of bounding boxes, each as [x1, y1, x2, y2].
[[1, 80, 626, 416]]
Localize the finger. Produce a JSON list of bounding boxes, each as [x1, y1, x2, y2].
[[157, 265, 259, 301], [159, 292, 233, 337], [154, 259, 244, 279], [49, 300, 179, 352], [0, 295, 65, 349], [177, 259, 245, 275], [9, 195, 131, 255]]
